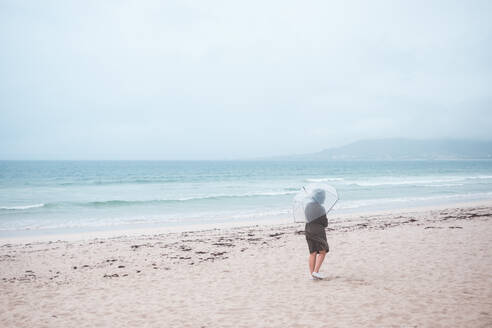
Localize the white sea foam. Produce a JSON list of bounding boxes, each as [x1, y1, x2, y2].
[[0, 209, 292, 231], [346, 175, 492, 187], [0, 203, 45, 210], [422, 183, 465, 187], [174, 190, 297, 201], [334, 191, 492, 210], [306, 177, 344, 182], [474, 175, 492, 179], [350, 177, 467, 187]]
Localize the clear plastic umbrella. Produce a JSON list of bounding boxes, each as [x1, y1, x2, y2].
[[293, 183, 338, 223]]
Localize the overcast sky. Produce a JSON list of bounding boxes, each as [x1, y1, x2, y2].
[[1, 0, 491, 159]]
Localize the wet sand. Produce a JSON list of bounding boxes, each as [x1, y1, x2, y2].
[[1, 203, 492, 327]]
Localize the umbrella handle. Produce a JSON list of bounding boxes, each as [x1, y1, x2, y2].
[[326, 197, 338, 214]]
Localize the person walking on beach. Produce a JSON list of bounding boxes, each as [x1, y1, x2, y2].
[[304, 189, 329, 280]]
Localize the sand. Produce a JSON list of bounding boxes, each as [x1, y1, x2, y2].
[[1, 203, 492, 327]]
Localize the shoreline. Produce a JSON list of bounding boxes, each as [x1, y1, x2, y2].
[[2, 199, 492, 245], [1, 201, 491, 327]]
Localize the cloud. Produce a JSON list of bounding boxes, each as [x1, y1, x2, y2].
[[1, 0, 491, 159]]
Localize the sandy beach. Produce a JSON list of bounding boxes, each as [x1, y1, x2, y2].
[[1, 202, 492, 328]]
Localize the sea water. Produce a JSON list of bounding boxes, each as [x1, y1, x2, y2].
[[1, 160, 492, 238]]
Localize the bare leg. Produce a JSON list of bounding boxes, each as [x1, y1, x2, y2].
[[314, 250, 326, 273], [309, 252, 317, 275]]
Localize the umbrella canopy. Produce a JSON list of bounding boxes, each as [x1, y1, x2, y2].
[[293, 183, 338, 223]]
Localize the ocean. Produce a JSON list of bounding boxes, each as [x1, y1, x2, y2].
[[1, 160, 492, 238]]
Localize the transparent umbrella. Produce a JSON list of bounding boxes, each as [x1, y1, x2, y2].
[[293, 183, 338, 223]]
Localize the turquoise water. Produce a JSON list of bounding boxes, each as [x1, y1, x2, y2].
[[1, 160, 492, 237]]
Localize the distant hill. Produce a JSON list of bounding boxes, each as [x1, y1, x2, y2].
[[265, 139, 492, 160]]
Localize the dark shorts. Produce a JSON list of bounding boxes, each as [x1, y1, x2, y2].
[[306, 237, 329, 254], [305, 222, 329, 254]]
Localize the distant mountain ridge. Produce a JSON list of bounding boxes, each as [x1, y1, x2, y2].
[[266, 139, 492, 160]]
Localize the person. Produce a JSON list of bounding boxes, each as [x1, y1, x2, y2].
[[304, 189, 329, 280]]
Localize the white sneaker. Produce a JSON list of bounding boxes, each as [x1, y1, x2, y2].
[[312, 272, 325, 280]]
